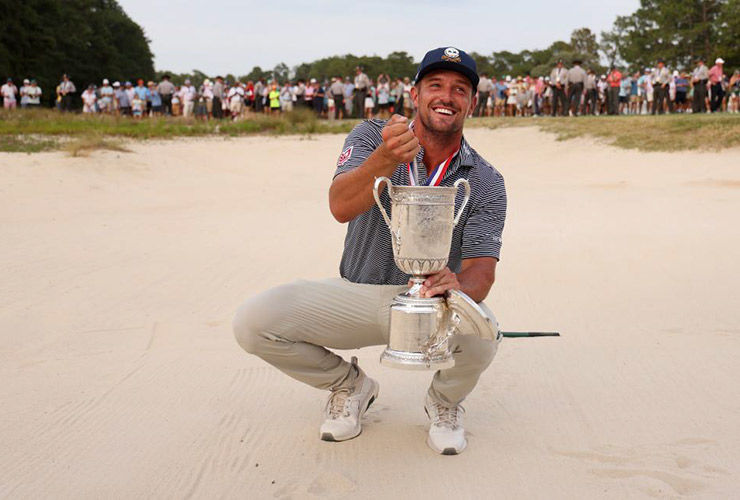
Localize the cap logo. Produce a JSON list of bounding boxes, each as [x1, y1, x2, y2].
[[442, 47, 461, 63]]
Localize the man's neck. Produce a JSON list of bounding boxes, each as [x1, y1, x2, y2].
[[415, 123, 463, 173]]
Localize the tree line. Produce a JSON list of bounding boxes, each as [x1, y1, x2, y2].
[[1, 0, 737, 107]]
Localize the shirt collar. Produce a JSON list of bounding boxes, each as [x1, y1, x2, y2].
[[415, 135, 475, 182]]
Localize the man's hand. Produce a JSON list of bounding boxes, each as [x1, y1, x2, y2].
[[411, 267, 461, 298], [378, 114, 420, 166]]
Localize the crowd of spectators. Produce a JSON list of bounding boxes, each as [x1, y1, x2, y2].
[[3, 58, 739, 119]]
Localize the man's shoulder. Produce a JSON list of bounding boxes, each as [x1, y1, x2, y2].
[[346, 118, 387, 140], [464, 144, 504, 184]]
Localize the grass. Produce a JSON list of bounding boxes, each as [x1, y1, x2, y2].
[[468, 113, 740, 152], [2, 108, 739, 154], [0, 108, 357, 153]]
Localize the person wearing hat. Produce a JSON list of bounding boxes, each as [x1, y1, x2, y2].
[[353, 66, 371, 118], [567, 59, 586, 116], [651, 59, 672, 115], [157, 75, 175, 116], [81, 84, 98, 113], [114, 81, 131, 116], [98, 79, 114, 113], [180, 79, 196, 118], [59, 74, 76, 112], [691, 57, 709, 113], [25, 79, 42, 108], [1, 78, 18, 109], [549, 59, 568, 116], [709, 58, 725, 112], [233, 46, 507, 456]]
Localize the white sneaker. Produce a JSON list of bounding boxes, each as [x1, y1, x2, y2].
[[424, 394, 466, 455], [320, 356, 379, 442]]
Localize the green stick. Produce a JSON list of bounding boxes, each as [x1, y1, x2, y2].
[[501, 332, 560, 338]]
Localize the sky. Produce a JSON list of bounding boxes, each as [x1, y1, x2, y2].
[[117, 0, 641, 76]]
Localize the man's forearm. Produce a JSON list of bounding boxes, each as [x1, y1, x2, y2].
[[329, 149, 399, 223], [457, 258, 497, 303]]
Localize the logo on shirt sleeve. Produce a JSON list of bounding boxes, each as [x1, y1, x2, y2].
[[337, 146, 354, 167]]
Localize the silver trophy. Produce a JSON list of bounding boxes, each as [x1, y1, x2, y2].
[[373, 176, 500, 370]]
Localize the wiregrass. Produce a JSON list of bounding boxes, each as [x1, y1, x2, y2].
[[2, 108, 739, 154]]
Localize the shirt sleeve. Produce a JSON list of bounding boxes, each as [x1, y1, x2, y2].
[[333, 121, 381, 178], [461, 170, 507, 260]]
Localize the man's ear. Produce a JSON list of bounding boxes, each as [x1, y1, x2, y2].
[[410, 85, 419, 108]]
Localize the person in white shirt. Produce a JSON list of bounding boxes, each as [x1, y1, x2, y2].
[[81, 85, 98, 113], [98, 79, 114, 113], [180, 79, 196, 117], [227, 83, 245, 120], [25, 80, 42, 107], [2, 78, 19, 109]]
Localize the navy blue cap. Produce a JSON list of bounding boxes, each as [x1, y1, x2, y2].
[[414, 47, 479, 89]]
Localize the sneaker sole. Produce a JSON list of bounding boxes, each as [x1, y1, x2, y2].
[[320, 391, 378, 442]]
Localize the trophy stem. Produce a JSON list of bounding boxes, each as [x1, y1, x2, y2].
[[406, 276, 427, 297]]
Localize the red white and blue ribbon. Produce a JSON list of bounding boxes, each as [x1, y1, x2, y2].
[[405, 120, 459, 186]]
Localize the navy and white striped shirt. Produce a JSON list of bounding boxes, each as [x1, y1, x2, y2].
[[334, 119, 507, 285]]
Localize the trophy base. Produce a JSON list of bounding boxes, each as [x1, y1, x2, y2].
[[380, 348, 455, 371]]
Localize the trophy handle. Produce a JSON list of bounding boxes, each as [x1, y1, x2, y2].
[[452, 178, 471, 226], [373, 176, 393, 230]]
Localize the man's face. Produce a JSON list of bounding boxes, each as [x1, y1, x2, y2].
[[411, 70, 475, 136]]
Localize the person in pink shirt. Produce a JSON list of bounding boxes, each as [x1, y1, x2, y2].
[[708, 58, 725, 112]]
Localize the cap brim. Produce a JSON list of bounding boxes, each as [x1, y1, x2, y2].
[[416, 61, 479, 89]]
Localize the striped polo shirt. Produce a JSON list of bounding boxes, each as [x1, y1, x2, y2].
[[334, 119, 507, 286]]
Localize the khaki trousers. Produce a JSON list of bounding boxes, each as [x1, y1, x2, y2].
[[233, 278, 500, 407]]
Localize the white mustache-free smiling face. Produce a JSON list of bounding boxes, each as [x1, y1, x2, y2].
[[411, 70, 476, 136]]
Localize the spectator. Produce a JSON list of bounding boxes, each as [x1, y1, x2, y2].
[[376, 74, 390, 119], [729, 70, 740, 113], [401, 77, 414, 118], [343, 76, 354, 117], [227, 82, 244, 120], [254, 78, 265, 113], [709, 58, 725, 112], [157, 75, 175, 115], [619, 73, 631, 115], [567, 59, 586, 116], [148, 81, 162, 116], [180, 79, 196, 117], [280, 81, 294, 112], [353, 66, 370, 118], [81, 85, 97, 113], [475, 73, 493, 117], [674, 72, 689, 113], [268, 81, 281, 114], [583, 70, 597, 115], [99, 79, 114, 113], [1, 78, 18, 109], [651, 59, 672, 115], [25, 79, 42, 108], [550, 59, 568, 116], [691, 57, 709, 113], [329, 76, 344, 119], [59, 74, 76, 111], [606, 67, 622, 115], [114, 81, 131, 116], [212, 76, 225, 119]]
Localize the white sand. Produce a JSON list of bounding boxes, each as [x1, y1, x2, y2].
[[1, 128, 739, 499]]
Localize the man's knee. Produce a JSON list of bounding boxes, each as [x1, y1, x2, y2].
[[232, 283, 300, 355], [452, 335, 498, 369]]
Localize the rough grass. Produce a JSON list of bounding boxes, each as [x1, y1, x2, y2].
[[468, 113, 740, 152]]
